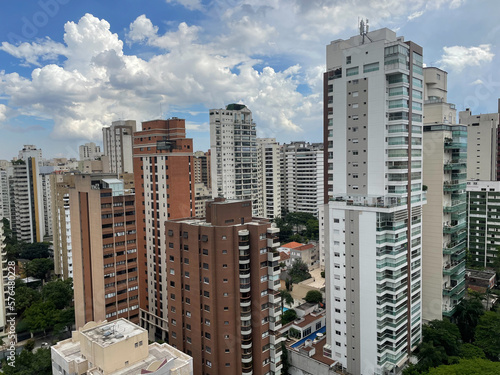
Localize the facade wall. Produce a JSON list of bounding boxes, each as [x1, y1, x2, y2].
[[257, 138, 281, 219], [103, 120, 136, 174], [132, 118, 194, 341]]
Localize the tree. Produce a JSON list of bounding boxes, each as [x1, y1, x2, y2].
[[304, 290, 323, 304], [25, 258, 54, 282], [279, 289, 293, 312], [426, 358, 500, 375], [282, 309, 298, 325], [456, 297, 485, 343], [288, 327, 301, 339], [18, 242, 51, 260], [305, 219, 319, 240], [54, 307, 75, 335], [460, 343, 486, 359], [24, 339, 35, 352], [288, 259, 311, 284], [24, 301, 58, 335], [475, 310, 500, 360], [15, 284, 42, 315], [1, 347, 52, 375], [422, 319, 462, 357], [42, 278, 73, 309], [415, 341, 448, 373]]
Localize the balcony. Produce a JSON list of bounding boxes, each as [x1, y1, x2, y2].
[[268, 291, 281, 305], [267, 238, 280, 248], [443, 279, 466, 296], [443, 241, 466, 255], [443, 201, 466, 213], [443, 261, 465, 276], [444, 141, 466, 150], [443, 181, 467, 192], [443, 162, 466, 171], [443, 222, 466, 234]]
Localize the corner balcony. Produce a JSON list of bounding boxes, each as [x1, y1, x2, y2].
[[443, 279, 466, 296], [443, 222, 466, 234], [443, 161, 467, 171], [267, 238, 280, 248], [443, 261, 465, 276], [443, 180, 467, 192], [442, 241, 466, 255]]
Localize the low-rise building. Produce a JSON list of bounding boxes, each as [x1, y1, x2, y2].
[[281, 241, 319, 269], [466, 269, 497, 293], [51, 318, 193, 375]]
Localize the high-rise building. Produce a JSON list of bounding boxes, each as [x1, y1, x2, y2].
[[210, 104, 260, 216], [164, 198, 283, 375], [281, 141, 324, 217], [69, 175, 139, 328], [257, 138, 281, 219], [132, 118, 194, 341], [0, 167, 11, 221], [51, 318, 193, 375], [194, 182, 211, 218], [79, 142, 102, 161], [422, 67, 466, 321], [0, 225, 6, 335], [322, 26, 424, 374], [193, 150, 211, 188], [466, 180, 500, 268], [459, 100, 500, 181], [102, 120, 137, 174]]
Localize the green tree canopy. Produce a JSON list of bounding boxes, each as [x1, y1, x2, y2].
[[456, 297, 485, 343], [15, 283, 42, 316], [18, 242, 51, 260], [25, 258, 54, 282], [304, 290, 323, 304], [426, 358, 500, 375], [475, 310, 500, 361], [288, 259, 311, 284], [282, 309, 298, 325], [42, 278, 73, 309], [422, 319, 462, 357], [460, 343, 486, 359], [279, 289, 294, 311], [24, 301, 58, 335], [416, 341, 448, 373], [0, 347, 51, 375]]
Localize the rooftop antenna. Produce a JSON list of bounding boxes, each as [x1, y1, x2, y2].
[[359, 18, 372, 44]]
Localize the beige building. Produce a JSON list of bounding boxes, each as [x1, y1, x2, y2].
[[51, 318, 193, 375], [422, 67, 466, 320], [194, 182, 211, 218], [459, 100, 500, 181], [102, 120, 136, 174]]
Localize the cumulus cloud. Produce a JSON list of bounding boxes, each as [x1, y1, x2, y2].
[[0, 0, 469, 144], [439, 44, 494, 71]]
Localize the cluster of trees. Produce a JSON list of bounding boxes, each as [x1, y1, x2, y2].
[[15, 278, 74, 336], [404, 294, 500, 374], [274, 212, 319, 243], [1, 348, 52, 375], [287, 259, 312, 285]]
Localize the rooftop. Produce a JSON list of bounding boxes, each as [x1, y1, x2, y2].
[[81, 319, 144, 348], [281, 241, 304, 249], [466, 269, 497, 281]]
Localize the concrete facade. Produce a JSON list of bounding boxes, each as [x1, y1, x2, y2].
[[79, 142, 103, 161], [51, 319, 193, 375], [210, 104, 260, 216], [132, 118, 194, 342], [257, 138, 281, 219], [164, 199, 283, 375], [103, 120, 136, 174], [69, 175, 139, 328], [323, 26, 424, 374]]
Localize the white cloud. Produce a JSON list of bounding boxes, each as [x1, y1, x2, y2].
[[439, 44, 494, 71], [165, 0, 203, 11], [127, 15, 159, 42], [471, 79, 484, 85], [0, 38, 65, 66], [408, 10, 424, 20]]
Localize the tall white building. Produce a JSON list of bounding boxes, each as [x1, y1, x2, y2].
[[422, 67, 466, 321], [0, 225, 6, 335], [102, 120, 136, 174], [0, 167, 11, 222], [281, 141, 324, 217], [78, 142, 102, 161], [209, 104, 260, 216], [323, 26, 424, 374], [257, 138, 281, 219]]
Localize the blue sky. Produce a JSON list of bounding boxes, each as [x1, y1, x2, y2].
[[0, 0, 499, 160]]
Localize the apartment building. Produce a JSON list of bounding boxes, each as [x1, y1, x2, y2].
[[257, 138, 281, 219], [459, 100, 500, 180], [466, 180, 500, 268], [102, 120, 137, 174], [51, 318, 193, 375], [281, 142, 324, 217], [79, 142, 102, 161], [323, 25, 424, 374], [164, 198, 283, 375], [422, 67, 466, 320], [132, 118, 194, 341], [194, 150, 211, 187], [69, 175, 139, 328], [210, 104, 260, 216]]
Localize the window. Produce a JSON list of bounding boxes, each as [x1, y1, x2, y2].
[[352, 91, 359, 97], [363, 62, 379, 73], [346, 56, 351, 64], [346, 66, 359, 76]]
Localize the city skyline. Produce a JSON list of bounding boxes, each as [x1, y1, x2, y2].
[[0, 0, 499, 160]]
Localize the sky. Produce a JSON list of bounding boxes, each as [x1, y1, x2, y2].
[[0, 0, 499, 160]]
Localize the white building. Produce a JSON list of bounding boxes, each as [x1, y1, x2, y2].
[[210, 104, 260, 216], [79, 142, 102, 161], [281, 142, 324, 217], [422, 67, 466, 321], [0, 167, 11, 222], [459, 101, 499, 181], [102, 120, 136, 174], [0, 225, 6, 334], [51, 318, 193, 375], [323, 25, 424, 374], [257, 138, 281, 219]]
